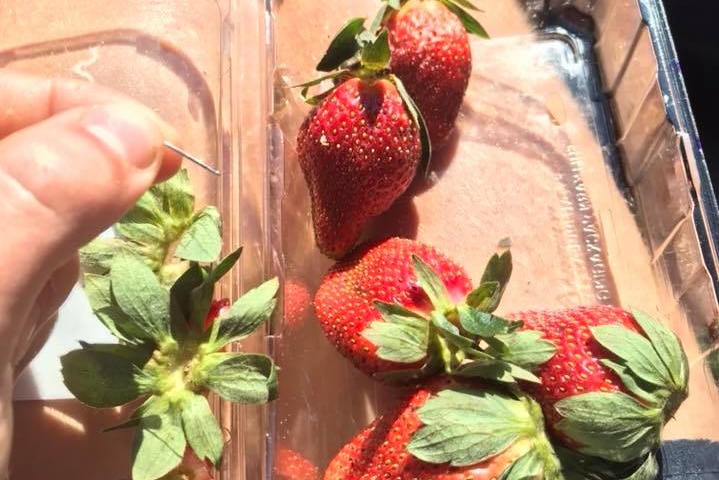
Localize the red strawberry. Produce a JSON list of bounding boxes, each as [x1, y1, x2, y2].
[[386, 0, 474, 148], [203, 297, 230, 331], [158, 448, 214, 480], [274, 446, 320, 480], [323, 382, 559, 479], [508, 305, 689, 463], [314, 237, 473, 376], [283, 277, 311, 330], [297, 77, 421, 258]]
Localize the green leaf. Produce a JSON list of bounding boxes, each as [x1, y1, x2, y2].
[[473, 250, 512, 312], [488, 330, 556, 369], [412, 255, 451, 310], [453, 359, 540, 383], [622, 453, 659, 480], [555, 392, 662, 463], [601, 359, 664, 406], [498, 449, 544, 480], [316, 17, 366, 72], [363, 302, 428, 363], [181, 394, 224, 466], [111, 253, 171, 342], [440, 0, 488, 37], [96, 306, 148, 344], [61, 348, 146, 408], [80, 238, 131, 274], [294, 70, 350, 104], [465, 281, 499, 312], [370, 4, 390, 33], [169, 263, 205, 336], [360, 28, 390, 70], [391, 74, 432, 176], [203, 353, 278, 404], [214, 278, 279, 347], [457, 306, 513, 337], [408, 388, 535, 466], [591, 325, 671, 388], [174, 206, 222, 263], [132, 407, 186, 480], [212, 247, 243, 282], [79, 341, 153, 367], [149, 168, 195, 223], [449, 0, 480, 11], [631, 308, 688, 388]]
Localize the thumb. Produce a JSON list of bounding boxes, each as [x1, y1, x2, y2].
[[0, 103, 180, 299]]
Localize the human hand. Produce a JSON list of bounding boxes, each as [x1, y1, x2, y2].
[[0, 71, 182, 474]]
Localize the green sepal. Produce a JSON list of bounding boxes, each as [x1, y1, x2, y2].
[[412, 255, 451, 310], [80, 238, 133, 275], [363, 302, 428, 363], [468, 250, 512, 312], [78, 341, 154, 367], [407, 388, 535, 467], [174, 206, 223, 263], [391, 74, 432, 176], [181, 393, 224, 467], [498, 449, 544, 480], [201, 353, 278, 404], [486, 330, 557, 370], [601, 359, 663, 406], [631, 308, 688, 390], [316, 17, 366, 72], [295, 70, 351, 105], [453, 358, 540, 384], [360, 28, 390, 70], [448, 0, 481, 11], [555, 392, 662, 463], [212, 247, 243, 283], [111, 252, 171, 342], [381, 0, 401, 9], [556, 445, 658, 480], [60, 348, 149, 408], [83, 273, 141, 342], [370, 3, 391, 33], [211, 277, 279, 348], [132, 402, 186, 480], [148, 168, 195, 223], [439, 0, 488, 37], [457, 306, 517, 337], [169, 263, 205, 339]]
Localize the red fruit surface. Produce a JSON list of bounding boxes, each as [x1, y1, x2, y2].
[[509, 306, 640, 438], [323, 384, 527, 479], [159, 448, 214, 480], [274, 446, 320, 480], [284, 278, 311, 330], [296, 78, 421, 258], [314, 237, 472, 375], [387, 0, 472, 148], [204, 298, 230, 331]]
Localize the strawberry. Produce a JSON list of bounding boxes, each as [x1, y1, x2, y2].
[[283, 277, 311, 330], [507, 305, 689, 464], [385, 0, 479, 148], [158, 448, 214, 480], [314, 237, 472, 376], [297, 76, 421, 258], [323, 382, 561, 480], [274, 446, 320, 480]]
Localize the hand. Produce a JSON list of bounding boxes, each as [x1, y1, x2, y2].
[[0, 71, 182, 474]]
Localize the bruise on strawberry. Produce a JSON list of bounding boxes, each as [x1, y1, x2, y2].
[[297, 77, 421, 258], [324, 381, 563, 480], [508, 305, 689, 464], [314, 237, 556, 384], [385, 0, 474, 148]]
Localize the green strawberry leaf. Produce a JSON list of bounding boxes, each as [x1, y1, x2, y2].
[[212, 277, 279, 348], [174, 206, 222, 263], [60, 348, 148, 408], [453, 358, 540, 383], [408, 388, 535, 466], [457, 305, 515, 337], [464, 281, 499, 312], [440, 0, 488, 37], [115, 193, 166, 245], [78, 341, 154, 367], [360, 28, 390, 70], [295, 70, 350, 104], [556, 445, 658, 480], [83, 274, 137, 341], [169, 263, 206, 336], [631, 308, 688, 389], [601, 359, 664, 406], [149, 168, 195, 223], [591, 325, 672, 389], [363, 302, 428, 363], [132, 406, 186, 480], [370, 4, 391, 33], [111, 252, 171, 342], [189, 270, 215, 332], [382, 0, 401, 9], [486, 330, 556, 370], [412, 255, 451, 310], [316, 17, 366, 72], [621, 452, 660, 480], [555, 392, 663, 463], [80, 238, 133, 274], [499, 449, 544, 480], [391, 74, 432, 176], [212, 247, 243, 283], [470, 250, 512, 312], [202, 353, 278, 404], [181, 393, 224, 467]]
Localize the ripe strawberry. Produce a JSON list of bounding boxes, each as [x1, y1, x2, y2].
[[508, 305, 689, 463], [297, 77, 421, 258], [314, 237, 473, 376], [323, 382, 559, 479], [203, 298, 230, 331], [274, 446, 319, 480], [283, 277, 311, 330], [158, 448, 214, 480], [385, 0, 476, 148]]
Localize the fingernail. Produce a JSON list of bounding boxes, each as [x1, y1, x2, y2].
[[81, 104, 168, 169]]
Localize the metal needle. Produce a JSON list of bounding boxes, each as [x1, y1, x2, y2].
[[163, 141, 221, 176]]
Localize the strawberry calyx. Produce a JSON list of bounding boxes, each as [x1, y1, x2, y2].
[[63, 170, 280, 480], [552, 309, 689, 464], [363, 249, 558, 384]]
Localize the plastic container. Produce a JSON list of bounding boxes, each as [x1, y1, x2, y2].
[[267, 0, 719, 477]]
